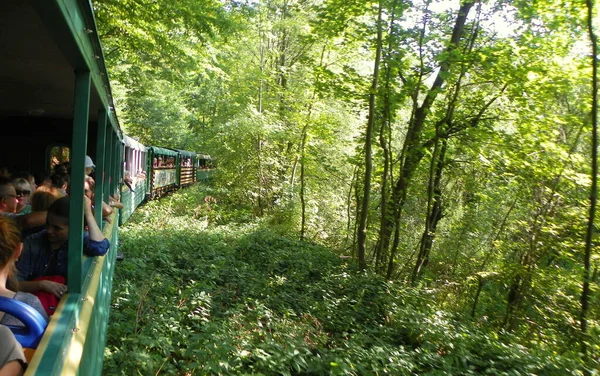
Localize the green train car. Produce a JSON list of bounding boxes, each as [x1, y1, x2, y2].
[[0, 0, 213, 374], [0, 1, 122, 375]]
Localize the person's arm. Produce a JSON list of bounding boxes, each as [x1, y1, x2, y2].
[[100, 201, 113, 218], [0, 327, 26, 376], [109, 194, 124, 209], [18, 280, 66, 299], [14, 211, 46, 230], [84, 196, 105, 242]]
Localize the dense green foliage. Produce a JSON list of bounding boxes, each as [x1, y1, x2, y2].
[[94, 0, 599, 372], [105, 187, 585, 375]]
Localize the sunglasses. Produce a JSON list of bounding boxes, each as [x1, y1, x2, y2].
[[16, 190, 31, 197]]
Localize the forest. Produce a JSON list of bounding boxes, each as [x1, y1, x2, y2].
[[95, 0, 599, 374]]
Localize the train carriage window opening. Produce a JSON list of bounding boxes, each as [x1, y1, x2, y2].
[[48, 146, 70, 172]]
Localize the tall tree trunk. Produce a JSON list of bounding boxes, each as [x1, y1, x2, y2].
[[384, 1, 475, 279], [300, 127, 308, 240], [357, 1, 384, 270], [376, 0, 399, 274], [581, 0, 597, 372], [412, 137, 447, 282]]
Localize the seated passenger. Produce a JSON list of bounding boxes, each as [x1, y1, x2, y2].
[[33, 172, 51, 189], [84, 176, 120, 221], [21, 187, 65, 239], [50, 174, 68, 196], [0, 325, 27, 376], [0, 217, 48, 327], [0, 178, 46, 232], [11, 172, 36, 193], [16, 196, 110, 298], [30, 187, 64, 213], [84, 156, 95, 176], [52, 163, 68, 177], [11, 178, 32, 215]]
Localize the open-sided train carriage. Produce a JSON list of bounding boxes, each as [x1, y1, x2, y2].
[[0, 0, 122, 374], [196, 154, 214, 181], [120, 136, 147, 225], [146, 146, 178, 198], [173, 149, 197, 188]]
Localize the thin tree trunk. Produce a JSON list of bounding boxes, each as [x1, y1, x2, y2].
[[412, 138, 447, 282], [300, 128, 308, 240], [357, 1, 384, 271], [581, 0, 597, 371]]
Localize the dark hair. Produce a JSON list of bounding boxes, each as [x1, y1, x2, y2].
[[48, 196, 70, 219], [34, 171, 50, 186], [0, 176, 13, 197], [51, 173, 70, 189]]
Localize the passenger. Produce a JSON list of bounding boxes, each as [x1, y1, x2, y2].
[[0, 178, 46, 232], [11, 172, 36, 193], [33, 172, 51, 189], [50, 174, 68, 196], [0, 325, 27, 376], [0, 216, 48, 327], [52, 164, 68, 177], [11, 178, 32, 215], [0, 168, 11, 179], [16, 196, 110, 298], [30, 187, 65, 213], [84, 155, 95, 176], [22, 187, 65, 238]]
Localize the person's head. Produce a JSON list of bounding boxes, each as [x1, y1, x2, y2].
[[34, 171, 51, 188], [0, 167, 10, 179], [0, 177, 18, 214], [11, 178, 32, 214], [53, 163, 68, 176], [30, 186, 65, 212], [12, 171, 36, 192], [46, 197, 70, 246], [51, 173, 69, 192], [0, 216, 22, 283], [85, 155, 95, 176]]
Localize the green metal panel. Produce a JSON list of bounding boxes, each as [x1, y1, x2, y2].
[[79, 225, 118, 376], [104, 128, 113, 200], [95, 110, 108, 226], [68, 69, 90, 294], [119, 179, 147, 225]]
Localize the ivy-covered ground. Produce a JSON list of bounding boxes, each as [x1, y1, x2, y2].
[[103, 186, 581, 375]]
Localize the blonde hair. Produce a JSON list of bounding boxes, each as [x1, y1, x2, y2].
[[11, 178, 31, 192], [0, 216, 21, 290]]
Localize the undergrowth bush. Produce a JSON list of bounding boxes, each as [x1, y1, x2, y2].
[[104, 185, 588, 375]]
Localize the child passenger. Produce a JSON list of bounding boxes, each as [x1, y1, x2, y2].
[[16, 196, 109, 299], [0, 216, 48, 327]]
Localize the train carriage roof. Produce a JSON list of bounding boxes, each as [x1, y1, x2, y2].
[[171, 149, 197, 158], [123, 135, 147, 151], [0, 0, 121, 134], [148, 146, 178, 157]]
